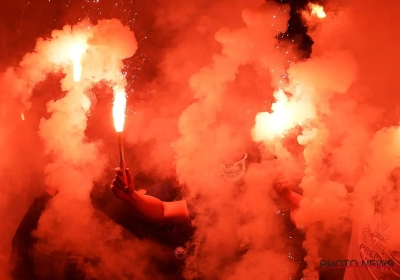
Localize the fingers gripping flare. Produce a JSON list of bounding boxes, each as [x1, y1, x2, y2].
[[113, 167, 133, 193], [273, 173, 292, 194], [124, 168, 133, 193], [119, 159, 128, 192]]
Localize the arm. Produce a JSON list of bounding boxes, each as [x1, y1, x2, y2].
[[111, 168, 190, 224], [127, 191, 190, 223], [273, 175, 302, 210]]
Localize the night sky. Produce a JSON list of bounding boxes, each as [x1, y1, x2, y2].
[[273, 0, 314, 57], [0, 0, 314, 65]]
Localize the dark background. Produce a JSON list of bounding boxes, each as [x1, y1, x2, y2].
[[0, 0, 315, 70]]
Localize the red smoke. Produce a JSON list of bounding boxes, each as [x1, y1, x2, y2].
[[1, 0, 400, 279]]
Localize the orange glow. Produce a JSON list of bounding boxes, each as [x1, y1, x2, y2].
[[252, 89, 292, 141], [309, 3, 326, 19], [112, 87, 127, 132], [21, 112, 25, 121], [68, 43, 87, 82]]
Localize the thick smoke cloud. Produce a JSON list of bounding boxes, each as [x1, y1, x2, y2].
[[285, 0, 400, 278], [2, 0, 400, 279], [32, 18, 167, 279], [1, 18, 168, 279]]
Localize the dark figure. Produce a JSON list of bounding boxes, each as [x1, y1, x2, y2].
[[10, 175, 194, 280], [111, 153, 306, 279], [9, 187, 103, 280], [10, 189, 54, 280]]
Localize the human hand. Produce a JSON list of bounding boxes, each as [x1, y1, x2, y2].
[[273, 173, 293, 197], [111, 167, 134, 203]]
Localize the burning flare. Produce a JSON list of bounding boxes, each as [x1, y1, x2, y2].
[[252, 89, 293, 141], [113, 86, 128, 187], [112, 87, 127, 132], [68, 43, 88, 82], [309, 3, 326, 18], [21, 112, 25, 121]]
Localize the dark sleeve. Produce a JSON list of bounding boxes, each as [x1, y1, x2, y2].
[[146, 182, 178, 202], [10, 192, 53, 280], [91, 185, 149, 239]]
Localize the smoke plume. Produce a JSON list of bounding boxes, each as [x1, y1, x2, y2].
[[2, 0, 400, 279]]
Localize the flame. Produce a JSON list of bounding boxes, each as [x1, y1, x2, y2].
[[21, 112, 25, 121], [68, 43, 87, 82], [112, 87, 127, 132], [309, 3, 326, 19], [252, 89, 293, 141]]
